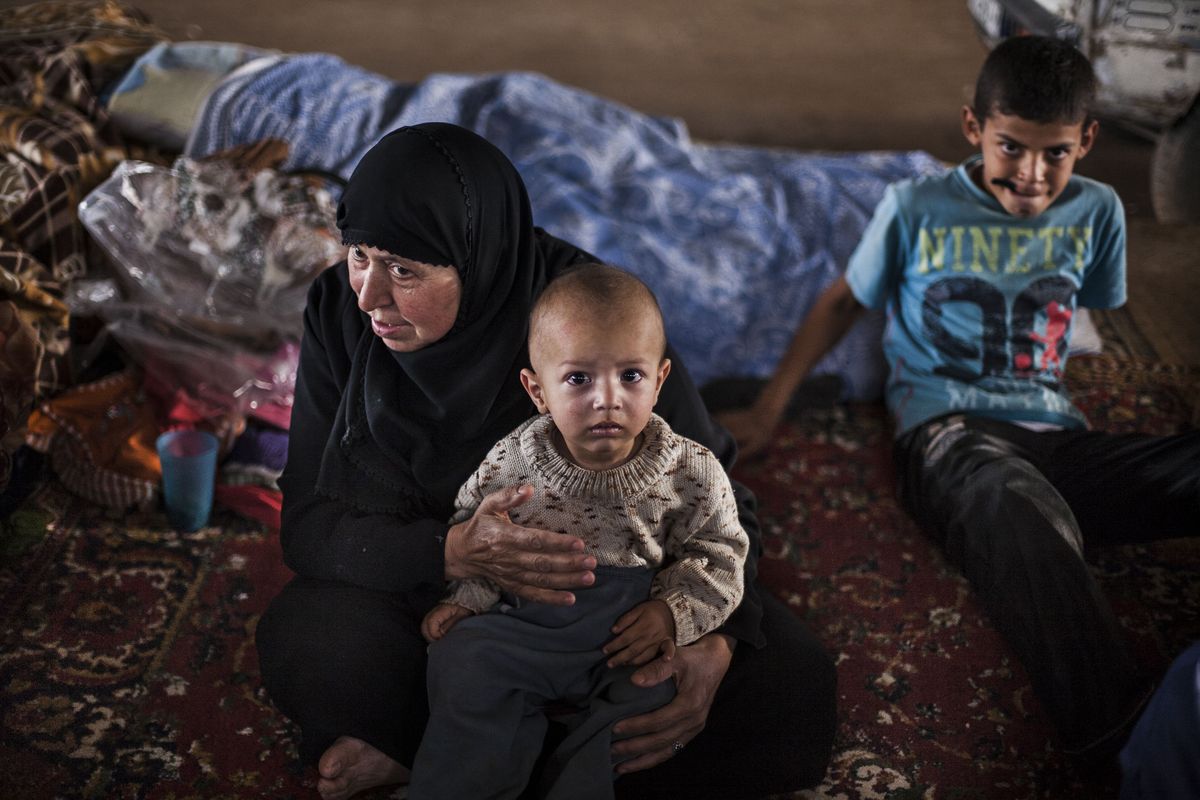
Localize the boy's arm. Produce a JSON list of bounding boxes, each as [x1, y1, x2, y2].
[[718, 274, 865, 457], [1077, 187, 1127, 310], [651, 464, 751, 645], [651, 350, 765, 647], [444, 578, 501, 613]]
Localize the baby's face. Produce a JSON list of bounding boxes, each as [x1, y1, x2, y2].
[[522, 308, 669, 471], [962, 107, 1097, 218]]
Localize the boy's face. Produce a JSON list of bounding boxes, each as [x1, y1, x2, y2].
[[961, 106, 1098, 218], [521, 304, 670, 471]]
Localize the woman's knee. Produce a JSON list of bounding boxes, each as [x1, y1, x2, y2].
[[756, 598, 837, 733], [256, 578, 427, 697], [717, 598, 836, 786]]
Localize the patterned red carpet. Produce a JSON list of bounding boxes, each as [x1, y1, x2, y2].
[[1, 352, 1197, 800], [738, 354, 1200, 799]]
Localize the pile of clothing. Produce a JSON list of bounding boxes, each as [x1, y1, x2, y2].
[[1, 2, 332, 526], [0, 0, 165, 496]]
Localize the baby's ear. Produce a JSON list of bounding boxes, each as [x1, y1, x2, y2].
[[520, 368, 549, 413], [653, 358, 672, 400]]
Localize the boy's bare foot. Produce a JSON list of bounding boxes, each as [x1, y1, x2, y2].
[[316, 736, 410, 800]]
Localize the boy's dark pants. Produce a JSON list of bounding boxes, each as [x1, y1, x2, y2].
[[895, 414, 1200, 754]]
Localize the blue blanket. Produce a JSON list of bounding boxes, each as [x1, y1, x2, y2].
[[186, 54, 946, 398]]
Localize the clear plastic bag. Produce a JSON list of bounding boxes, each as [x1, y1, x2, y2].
[[77, 158, 342, 417]]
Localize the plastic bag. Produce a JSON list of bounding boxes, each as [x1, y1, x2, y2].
[[76, 157, 341, 418], [80, 158, 340, 340]]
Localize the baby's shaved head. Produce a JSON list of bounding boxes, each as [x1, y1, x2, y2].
[[529, 263, 666, 361]]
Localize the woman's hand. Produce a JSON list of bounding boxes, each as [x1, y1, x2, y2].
[[610, 632, 736, 774], [715, 407, 779, 460], [444, 484, 597, 605]]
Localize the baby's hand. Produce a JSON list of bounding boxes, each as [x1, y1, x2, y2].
[[602, 599, 676, 667], [421, 603, 474, 642]]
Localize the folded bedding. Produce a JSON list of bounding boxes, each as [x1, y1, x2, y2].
[[105, 41, 274, 151], [178, 52, 947, 399]]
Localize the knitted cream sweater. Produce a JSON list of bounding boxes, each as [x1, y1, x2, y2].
[[446, 413, 748, 645]]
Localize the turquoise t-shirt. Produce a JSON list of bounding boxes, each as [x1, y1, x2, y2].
[[845, 155, 1126, 435]]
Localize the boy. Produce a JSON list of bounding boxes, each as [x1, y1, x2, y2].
[[719, 35, 1199, 758], [409, 263, 749, 799]]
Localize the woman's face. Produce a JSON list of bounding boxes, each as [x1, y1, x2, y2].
[[348, 244, 462, 352]]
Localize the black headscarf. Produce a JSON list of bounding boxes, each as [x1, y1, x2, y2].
[[315, 123, 591, 518]]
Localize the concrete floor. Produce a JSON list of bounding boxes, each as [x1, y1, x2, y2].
[[125, 0, 1200, 365]]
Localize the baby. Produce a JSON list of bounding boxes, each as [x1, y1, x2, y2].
[[408, 263, 749, 800]]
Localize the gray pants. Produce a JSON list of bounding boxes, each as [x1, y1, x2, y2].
[[409, 567, 676, 800]]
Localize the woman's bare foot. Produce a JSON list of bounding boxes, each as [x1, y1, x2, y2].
[[316, 736, 410, 800]]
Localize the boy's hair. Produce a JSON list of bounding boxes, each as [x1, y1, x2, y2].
[[530, 263, 667, 358], [972, 35, 1096, 125]]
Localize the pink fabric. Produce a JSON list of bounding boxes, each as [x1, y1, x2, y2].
[[215, 483, 281, 532]]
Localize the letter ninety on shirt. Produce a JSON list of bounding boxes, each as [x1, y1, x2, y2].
[[1037, 227, 1065, 271], [1067, 226, 1092, 274], [918, 227, 947, 274], [969, 227, 1002, 273], [1007, 228, 1035, 274], [916, 224, 1091, 276]]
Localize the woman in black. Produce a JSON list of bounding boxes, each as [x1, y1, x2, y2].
[[255, 122, 836, 800]]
